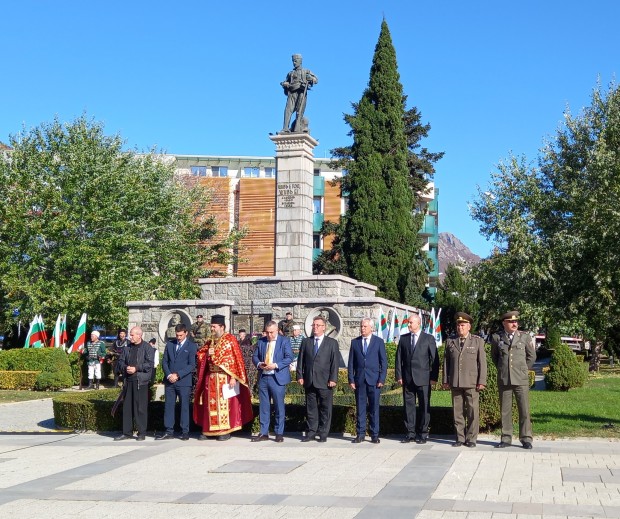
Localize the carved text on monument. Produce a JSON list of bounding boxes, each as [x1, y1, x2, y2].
[[277, 182, 302, 208]]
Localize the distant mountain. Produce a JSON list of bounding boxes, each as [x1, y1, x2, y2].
[[438, 232, 481, 281]]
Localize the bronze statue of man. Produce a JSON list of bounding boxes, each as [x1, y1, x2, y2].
[[280, 54, 318, 133]]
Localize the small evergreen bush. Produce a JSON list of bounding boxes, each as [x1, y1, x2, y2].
[[545, 342, 587, 391]]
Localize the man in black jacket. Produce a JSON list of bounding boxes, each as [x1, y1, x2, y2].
[[115, 326, 154, 441], [296, 315, 339, 442], [395, 314, 439, 444]]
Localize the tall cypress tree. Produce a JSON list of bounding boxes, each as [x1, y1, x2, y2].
[[340, 20, 426, 303]]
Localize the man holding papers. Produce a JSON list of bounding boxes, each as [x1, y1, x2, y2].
[[252, 321, 294, 442], [193, 315, 253, 441]]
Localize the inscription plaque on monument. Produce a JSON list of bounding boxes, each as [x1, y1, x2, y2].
[[277, 182, 301, 208]]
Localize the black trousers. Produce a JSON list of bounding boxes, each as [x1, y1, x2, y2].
[[305, 385, 334, 439], [123, 379, 149, 436], [402, 383, 431, 438]]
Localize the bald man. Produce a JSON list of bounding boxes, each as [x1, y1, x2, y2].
[[115, 327, 154, 441]]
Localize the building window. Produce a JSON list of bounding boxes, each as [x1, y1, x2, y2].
[[242, 167, 260, 178], [212, 166, 228, 177], [313, 197, 322, 214], [264, 167, 276, 178], [314, 168, 321, 176], [190, 166, 207, 177], [313, 234, 321, 249]]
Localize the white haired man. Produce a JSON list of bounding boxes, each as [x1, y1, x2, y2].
[[83, 331, 107, 389]]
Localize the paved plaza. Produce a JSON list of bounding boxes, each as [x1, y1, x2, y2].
[[0, 399, 619, 518]]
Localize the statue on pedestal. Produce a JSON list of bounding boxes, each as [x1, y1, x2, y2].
[[280, 54, 318, 134]]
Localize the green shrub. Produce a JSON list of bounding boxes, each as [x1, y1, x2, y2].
[[546, 326, 562, 349], [545, 343, 588, 391], [385, 341, 397, 367], [479, 343, 502, 430], [0, 348, 74, 390], [0, 370, 41, 389], [528, 370, 536, 388]]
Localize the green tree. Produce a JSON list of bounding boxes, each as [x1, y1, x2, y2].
[[434, 263, 480, 337], [317, 20, 441, 305], [472, 82, 620, 349], [0, 116, 243, 329]]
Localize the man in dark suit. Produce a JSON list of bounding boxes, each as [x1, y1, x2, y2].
[[296, 314, 340, 442], [348, 317, 387, 444], [395, 313, 439, 444], [156, 323, 197, 441], [251, 320, 294, 443]]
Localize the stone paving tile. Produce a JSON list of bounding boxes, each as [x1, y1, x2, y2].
[[512, 502, 544, 514]]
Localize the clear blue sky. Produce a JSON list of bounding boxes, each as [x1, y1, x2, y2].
[[2, 1, 619, 258]]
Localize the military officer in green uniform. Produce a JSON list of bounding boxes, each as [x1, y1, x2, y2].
[[490, 311, 536, 449], [443, 312, 487, 448], [191, 315, 209, 345]]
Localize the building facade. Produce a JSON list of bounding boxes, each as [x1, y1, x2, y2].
[[172, 154, 439, 289]]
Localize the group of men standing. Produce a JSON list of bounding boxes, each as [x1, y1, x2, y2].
[[113, 309, 536, 450]]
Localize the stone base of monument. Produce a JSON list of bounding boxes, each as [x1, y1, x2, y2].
[[127, 275, 421, 366]]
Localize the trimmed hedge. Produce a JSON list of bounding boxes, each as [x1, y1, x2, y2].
[[545, 342, 588, 391], [0, 348, 74, 390], [0, 370, 41, 389]]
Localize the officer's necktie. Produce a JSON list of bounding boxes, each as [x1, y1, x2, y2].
[[459, 338, 465, 349], [314, 338, 319, 356], [363, 338, 368, 356]]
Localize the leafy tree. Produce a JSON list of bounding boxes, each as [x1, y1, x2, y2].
[[316, 20, 442, 305], [0, 116, 243, 329], [434, 263, 480, 337], [471, 82, 620, 350]]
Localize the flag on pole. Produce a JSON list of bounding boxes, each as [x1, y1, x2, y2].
[[374, 307, 383, 338], [387, 309, 396, 343], [425, 308, 434, 335], [24, 315, 46, 348], [380, 308, 388, 340], [393, 310, 400, 341], [49, 314, 62, 348], [400, 309, 409, 334], [68, 313, 87, 353], [38, 315, 49, 347], [434, 308, 443, 346], [60, 314, 68, 349]]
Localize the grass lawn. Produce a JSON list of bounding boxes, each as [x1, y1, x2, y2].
[[0, 390, 57, 404]]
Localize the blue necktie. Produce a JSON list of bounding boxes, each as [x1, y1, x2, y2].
[[314, 338, 319, 356], [363, 338, 368, 356]]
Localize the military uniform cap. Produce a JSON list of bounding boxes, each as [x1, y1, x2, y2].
[[455, 312, 473, 324], [501, 311, 520, 321], [210, 314, 226, 325]]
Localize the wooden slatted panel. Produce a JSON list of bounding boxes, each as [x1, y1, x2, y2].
[[198, 177, 231, 273], [237, 178, 276, 276], [322, 180, 342, 250]]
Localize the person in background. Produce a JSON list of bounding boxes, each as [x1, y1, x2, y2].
[[107, 328, 128, 387], [148, 338, 160, 385], [84, 331, 107, 389], [238, 328, 257, 395], [289, 324, 305, 372]]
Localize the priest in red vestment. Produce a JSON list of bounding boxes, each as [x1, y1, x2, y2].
[[193, 314, 254, 440]]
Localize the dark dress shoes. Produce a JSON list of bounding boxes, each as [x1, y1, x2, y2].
[[352, 436, 364, 443], [180, 434, 190, 441], [452, 441, 463, 447], [251, 435, 269, 442], [155, 433, 174, 440], [198, 434, 209, 441], [275, 435, 284, 443], [522, 441, 533, 449], [317, 437, 327, 443], [216, 434, 231, 441], [301, 435, 314, 442], [496, 442, 510, 448], [464, 441, 476, 448], [136, 435, 146, 441], [370, 437, 380, 444], [401, 436, 413, 443], [416, 437, 427, 444], [114, 434, 133, 441]]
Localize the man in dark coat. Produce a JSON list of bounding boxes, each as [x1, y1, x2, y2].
[[395, 313, 439, 444], [296, 314, 339, 442]]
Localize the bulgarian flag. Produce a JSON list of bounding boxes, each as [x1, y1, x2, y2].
[[380, 308, 388, 340], [68, 313, 87, 353], [24, 315, 46, 348], [434, 308, 443, 346], [374, 307, 383, 338], [400, 310, 409, 334], [393, 310, 400, 341], [60, 314, 68, 349], [387, 309, 396, 343]]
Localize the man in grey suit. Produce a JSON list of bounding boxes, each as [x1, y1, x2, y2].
[[443, 312, 487, 448], [395, 314, 439, 444], [348, 317, 387, 443], [157, 323, 197, 441], [296, 315, 339, 442], [490, 310, 536, 449]]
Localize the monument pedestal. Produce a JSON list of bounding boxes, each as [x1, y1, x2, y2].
[[269, 132, 318, 277]]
